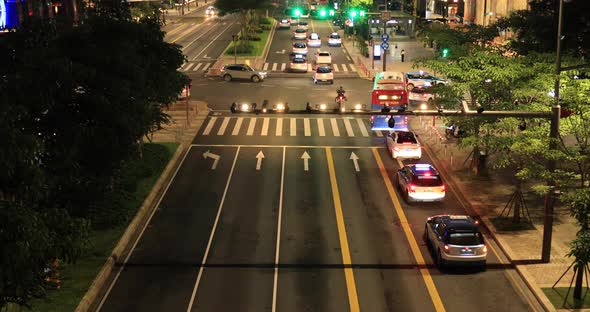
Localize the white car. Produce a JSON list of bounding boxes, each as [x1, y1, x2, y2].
[[396, 164, 445, 203], [405, 71, 448, 90], [386, 131, 422, 159], [307, 33, 321, 47], [327, 33, 342, 46], [313, 65, 334, 84], [205, 6, 216, 15], [289, 56, 308, 73], [292, 42, 308, 55], [279, 19, 291, 28], [293, 29, 307, 40], [424, 215, 487, 268], [314, 51, 332, 64], [297, 21, 309, 30]]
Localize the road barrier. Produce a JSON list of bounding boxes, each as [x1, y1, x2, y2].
[[356, 56, 370, 77]]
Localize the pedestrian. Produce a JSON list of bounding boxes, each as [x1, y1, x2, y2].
[[400, 49, 405, 62]]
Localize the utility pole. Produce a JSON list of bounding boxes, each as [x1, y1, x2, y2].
[[541, 0, 564, 264], [232, 35, 238, 64], [382, 21, 387, 72]]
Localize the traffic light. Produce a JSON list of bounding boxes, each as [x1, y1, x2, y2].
[[360, 10, 365, 17], [293, 8, 301, 17], [441, 48, 449, 58], [329, 9, 335, 16], [320, 9, 326, 17], [349, 10, 357, 18]]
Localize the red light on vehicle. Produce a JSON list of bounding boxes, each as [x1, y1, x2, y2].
[[424, 173, 431, 176], [441, 184, 445, 191], [444, 244, 450, 252], [409, 184, 416, 192], [483, 245, 487, 253]]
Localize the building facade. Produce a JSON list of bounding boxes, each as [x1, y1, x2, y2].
[[421, 0, 529, 24]]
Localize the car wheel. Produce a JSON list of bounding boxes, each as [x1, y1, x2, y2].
[[407, 83, 414, 90], [405, 190, 413, 205], [251, 75, 261, 83], [437, 250, 445, 268], [330, 80, 334, 85], [223, 74, 232, 82], [314, 80, 317, 84], [423, 226, 429, 243]]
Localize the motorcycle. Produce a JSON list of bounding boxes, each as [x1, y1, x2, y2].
[[335, 88, 347, 112]]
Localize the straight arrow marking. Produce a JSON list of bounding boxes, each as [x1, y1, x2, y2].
[[203, 150, 220, 170], [301, 151, 311, 172], [256, 150, 265, 170], [350, 152, 360, 172]]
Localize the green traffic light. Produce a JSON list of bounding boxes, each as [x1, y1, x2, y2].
[[350, 10, 357, 17], [442, 48, 449, 58], [320, 10, 326, 17], [360, 10, 365, 17], [329, 9, 335, 16], [294, 8, 301, 17]]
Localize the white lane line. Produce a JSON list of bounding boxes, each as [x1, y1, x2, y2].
[[304, 118, 311, 136], [375, 130, 383, 137], [343, 118, 355, 136], [290, 118, 297, 136], [271, 147, 286, 312], [330, 118, 340, 136], [202, 117, 217, 135], [247, 117, 257, 136], [333, 64, 339, 72], [97, 146, 194, 312], [232, 117, 243, 136], [217, 117, 230, 135], [357, 118, 369, 137], [184, 63, 195, 71], [261, 117, 270, 136], [272, 63, 278, 71], [349, 64, 356, 72], [281, 63, 287, 71], [341, 64, 349, 72], [173, 23, 204, 45], [263, 63, 269, 70], [191, 22, 236, 60], [276, 118, 283, 136], [317, 118, 326, 136], [186, 147, 241, 312], [193, 63, 203, 71], [202, 63, 211, 71]]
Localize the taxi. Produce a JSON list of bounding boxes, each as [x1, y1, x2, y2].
[[293, 28, 307, 40], [396, 164, 445, 203], [386, 131, 422, 160], [288, 55, 308, 73], [424, 215, 487, 268], [307, 33, 321, 47], [313, 65, 334, 84], [327, 33, 342, 46], [292, 42, 308, 55]]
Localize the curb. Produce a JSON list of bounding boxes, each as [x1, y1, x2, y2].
[[414, 120, 554, 312], [261, 18, 277, 67], [75, 143, 188, 312]]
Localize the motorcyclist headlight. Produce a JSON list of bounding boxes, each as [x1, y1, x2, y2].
[[354, 104, 362, 110], [420, 103, 428, 110], [241, 103, 251, 111], [320, 104, 327, 110], [276, 103, 285, 110], [378, 95, 388, 100]]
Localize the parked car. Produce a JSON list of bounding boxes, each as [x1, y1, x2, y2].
[[220, 64, 267, 82]]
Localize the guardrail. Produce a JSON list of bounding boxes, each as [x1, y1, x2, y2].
[[356, 56, 370, 78]]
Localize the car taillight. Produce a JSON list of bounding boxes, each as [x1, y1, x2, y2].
[[443, 244, 450, 252], [220, 68, 225, 72], [394, 147, 400, 151], [482, 245, 487, 253], [290, 63, 294, 66], [441, 184, 445, 191], [409, 184, 416, 192]]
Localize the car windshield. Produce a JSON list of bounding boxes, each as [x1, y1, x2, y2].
[[299, 22, 308, 25], [396, 132, 417, 144], [448, 232, 484, 245], [317, 67, 331, 73], [413, 174, 442, 186], [330, 34, 340, 39], [293, 58, 306, 64], [310, 34, 319, 40], [296, 29, 305, 33], [319, 52, 330, 56], [294, 43, 306, 48]]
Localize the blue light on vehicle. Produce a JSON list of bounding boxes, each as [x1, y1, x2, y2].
[[414, 164, 433, 171]]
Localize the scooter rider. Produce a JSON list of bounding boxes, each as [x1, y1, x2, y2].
[[336, 86, 346, 98]]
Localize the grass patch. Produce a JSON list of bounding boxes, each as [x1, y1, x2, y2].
[[29, 142, 179, 312], [490, 216, 536, 231], [225, 27, 272, 57], [543, 287, 590, 309]]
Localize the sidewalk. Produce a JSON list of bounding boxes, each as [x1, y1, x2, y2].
[[148, 100, 210, 146], [410, 116, 578, 311]]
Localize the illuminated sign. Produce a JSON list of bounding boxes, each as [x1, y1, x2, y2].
[[0, 0, 7, 29]]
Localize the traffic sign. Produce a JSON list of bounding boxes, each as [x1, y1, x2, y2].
[[381, 42, 389, 50], [381, 33, 390, 42]]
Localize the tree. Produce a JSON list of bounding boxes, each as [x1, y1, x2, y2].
[[215, 0, 270, 52], [564, 190, 590, 301]]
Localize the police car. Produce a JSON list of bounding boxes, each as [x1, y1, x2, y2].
[[424, 215, 487, 268], [386, 131, 422, 160], [328, 33, 342, 46], [396, 164, 445, 203]]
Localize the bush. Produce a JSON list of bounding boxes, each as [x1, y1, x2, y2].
[[261, 24, 271, 30], [235, 42, 253, 53], [260, 17, 271, 24], [240, 34, 261, 41]]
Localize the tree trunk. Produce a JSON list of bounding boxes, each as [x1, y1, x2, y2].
[[574, 262, 585, 300], [513, 182, 521, 223]]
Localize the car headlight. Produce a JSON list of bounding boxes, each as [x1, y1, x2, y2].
[[319, 104, 327, 110], [420, 103, 428, 110], [378, 95, 388, 100], [276, 103, 285, 110], [241, 103, 250, 111], [354, 104, 362, 110]]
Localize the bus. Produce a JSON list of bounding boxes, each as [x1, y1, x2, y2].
[[371, 71, 409, 131]]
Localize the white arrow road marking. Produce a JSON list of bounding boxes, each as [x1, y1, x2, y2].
[[203, 150, 220, 170], [301, 151, 311, 172], [276, 49, 286, 54], [350, 152, 360, 172], [203, 55, 211, 59], [256, 151, 265, 170]]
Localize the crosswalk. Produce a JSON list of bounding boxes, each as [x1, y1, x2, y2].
[[200, 116, 393, 138], [262, 62, 357, 73], [179, 62, 214, 72]]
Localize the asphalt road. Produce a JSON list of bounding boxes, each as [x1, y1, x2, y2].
[[97, 110, 540, 311]]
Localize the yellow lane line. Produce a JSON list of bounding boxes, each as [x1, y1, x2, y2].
[[372, 148, 446, 312], [171, 22, 204, 43], [326, 148, 360, 312], [166, 23, 191, 37]]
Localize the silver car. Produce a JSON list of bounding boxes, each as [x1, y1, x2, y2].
[[220, 64, 267, 82], [424, 215, 487, 269]]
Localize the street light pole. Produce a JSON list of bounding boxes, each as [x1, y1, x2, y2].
[[541, 0, 564, 263]]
